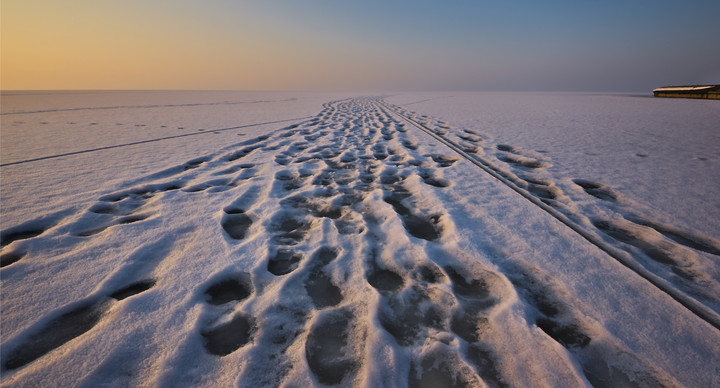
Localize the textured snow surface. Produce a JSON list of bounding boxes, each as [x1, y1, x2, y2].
[[1, 92, 719, 387]]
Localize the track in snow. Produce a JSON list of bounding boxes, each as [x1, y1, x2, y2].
[[376, 98, 720, 332], [1, 97, 706, 387], [0, 117, 313, 167]]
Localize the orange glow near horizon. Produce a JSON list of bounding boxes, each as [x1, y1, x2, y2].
[[3, 1, 718, 91], [1, 1, 397, 91]]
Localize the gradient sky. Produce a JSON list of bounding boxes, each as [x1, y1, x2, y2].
[[2, 0, 719, 91]]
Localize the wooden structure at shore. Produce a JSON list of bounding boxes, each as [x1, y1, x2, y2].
[[653, 85, 720, 100]]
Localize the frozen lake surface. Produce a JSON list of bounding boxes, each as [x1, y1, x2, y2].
[[2, 91, 719, 387]]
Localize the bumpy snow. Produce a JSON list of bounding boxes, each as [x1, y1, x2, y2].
[[1, 91, 719, 387]]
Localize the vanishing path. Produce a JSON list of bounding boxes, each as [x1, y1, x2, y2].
[[2, 98, 718, 387]]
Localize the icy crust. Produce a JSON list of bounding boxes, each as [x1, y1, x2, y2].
[[1, 97, 718, 387]]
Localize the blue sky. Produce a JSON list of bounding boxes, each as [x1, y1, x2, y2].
[[3, 0, 719, 91]]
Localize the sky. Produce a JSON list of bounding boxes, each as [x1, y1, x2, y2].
[[2, 0, 719, 92]]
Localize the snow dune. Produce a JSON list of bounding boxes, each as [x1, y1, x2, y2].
[[1, 93, 719, 387]]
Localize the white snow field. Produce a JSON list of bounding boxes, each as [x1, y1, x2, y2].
[[1, 91, 719, 387]]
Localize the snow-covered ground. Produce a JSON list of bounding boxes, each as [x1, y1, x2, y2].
[[1, 91, 719, 387]]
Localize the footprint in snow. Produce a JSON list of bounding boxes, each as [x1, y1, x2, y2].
[[221, 209, 253, 241], [409, 346, 483, 388], [0, 212, 68, 249], [73, 184, 174, 237], [200, 314, 256, 357], [305, 308, 360, 386], [573, 179, 620, 202], [304, 247, 343, 309], [3, 279, 156, 370], [198, 272, 256, 356], [219, 187, 264, 242], [267, 249, 304, 276], [498, 154, 550, 169], [0, 250, 27, 268], [627, 216, 720, 257], [183, 178, 236, 193], [383, 184, 445, 242], [459, 134, 483, 143], [428, 154, 461, 168], [505, 264, 591, 351], [269, 211, 316, 246]]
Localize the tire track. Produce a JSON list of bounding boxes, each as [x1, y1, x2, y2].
[[0, 98, 297, 115], [0, 117, 312, 167], [1, 97, 704, 386], [376, 97, 720, 332]]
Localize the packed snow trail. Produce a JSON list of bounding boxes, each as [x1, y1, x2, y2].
[[2, 98, 719, 387]]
